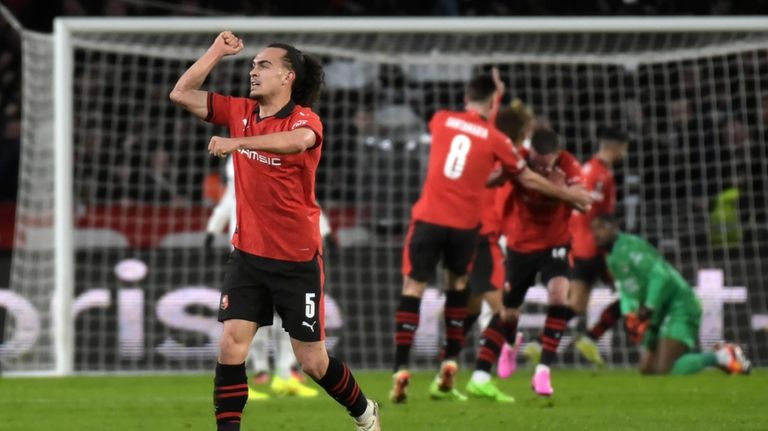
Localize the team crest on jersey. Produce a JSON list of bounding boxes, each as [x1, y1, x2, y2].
[[220, 294, 229, 310]]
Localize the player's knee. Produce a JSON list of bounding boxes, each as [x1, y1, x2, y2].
[[547, 277, 569, 305], [568, 282, 588, 314], [483, 291, 503, 313], [570, 296, 588, 314], [447, 272, 469, 291], [296, 352, 329, 380], [501, 307, 520, 322], [218, 332, 250, 364], [402, 276, 427, 297]]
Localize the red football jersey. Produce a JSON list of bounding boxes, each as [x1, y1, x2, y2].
[[570, 156, 616, 258], [411, 110, 526, 229], [206, 92, 324, 262], [479, 187, 503, 236], [502, 148, 583, 253]]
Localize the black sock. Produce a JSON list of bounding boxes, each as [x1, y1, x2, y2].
[[588, 300, 621, 341], [214, 362, 248, 431], [394, 295, 421, 371], [540, 305, 576, 366], [442, 289, 469, 360], [475, 313, 518, 373], [463, 312, 481, 339], [314, 356, 369, 417]]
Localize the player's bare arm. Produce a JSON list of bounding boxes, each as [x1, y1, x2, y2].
[[169, 31, 244, 119], [515, 167, 592, 211], [208, 128, 316, 156]]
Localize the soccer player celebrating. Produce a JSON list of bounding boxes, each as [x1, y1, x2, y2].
[[466, 126, 584, 400], [170, 32, 380, 431], [463, 99, 535, 383], [390, 74, 591, 404], [205, 156, 320, 400], [567, 126, 629, 366], [590, 214, 751, 375]]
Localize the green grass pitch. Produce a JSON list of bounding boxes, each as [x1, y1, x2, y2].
[[1, 369, 764, 430]]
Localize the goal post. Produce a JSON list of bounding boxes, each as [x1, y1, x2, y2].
[[4, 16, 768, 375], [53, 18, 76, 376]]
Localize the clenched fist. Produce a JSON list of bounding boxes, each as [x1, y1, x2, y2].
[[211, 31, 244, 57], [208, 136, 239, 158]]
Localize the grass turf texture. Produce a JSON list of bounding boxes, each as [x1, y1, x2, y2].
[[1, 369, 764, 431]]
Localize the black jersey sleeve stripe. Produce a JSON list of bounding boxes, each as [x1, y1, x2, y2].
[[205, 92, 214, 122]]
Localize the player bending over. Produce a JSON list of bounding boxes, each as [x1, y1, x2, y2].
[[591, 213, 751, 375], [465, 126, 585, 400], [390, 73, 592, 404], [171, 31, 380, 430]]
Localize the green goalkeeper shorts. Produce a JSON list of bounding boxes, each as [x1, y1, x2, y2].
[[643, 309, 701, 350]]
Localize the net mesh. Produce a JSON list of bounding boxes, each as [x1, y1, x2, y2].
[[4, 25, 768, 373]]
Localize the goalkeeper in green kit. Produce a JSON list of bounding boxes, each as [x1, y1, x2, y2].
[[590, 214, 751, 375]]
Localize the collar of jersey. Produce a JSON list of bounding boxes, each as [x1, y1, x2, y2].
[[253, 100, 296, 122]]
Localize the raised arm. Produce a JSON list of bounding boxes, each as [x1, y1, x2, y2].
[[169, 31, 244, 119], [488, 66, 505, 125]]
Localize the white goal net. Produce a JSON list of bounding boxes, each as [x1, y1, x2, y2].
[[3, 17, 767, 374]]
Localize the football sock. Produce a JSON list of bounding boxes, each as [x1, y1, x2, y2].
[[463, 312, 481, 338], [442, 289, 470, 359], [475, 313, 518, 372], [314, 356, 368, 417], [214, 362, 248, 431], [394, 295, 421, 371], [540, 305, 575, 366], [670, 352, 718, 375], [588, 299, 621, 341]]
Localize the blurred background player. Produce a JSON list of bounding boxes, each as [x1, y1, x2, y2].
[[567, 126, 630, 367], [465, 127, 586, 400], [591, 213, 751, 375], [462, 97, 535, 383], [390, 73, 592, 404], [171, 32, 380, 431], [205, 155, 320, 399]]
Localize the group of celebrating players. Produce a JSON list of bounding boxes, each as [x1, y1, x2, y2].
[[170, 32, 751, 431], [389, 67, 752, 404]]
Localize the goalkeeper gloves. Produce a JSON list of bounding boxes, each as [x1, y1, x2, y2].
[[624, 307, 652, 345]]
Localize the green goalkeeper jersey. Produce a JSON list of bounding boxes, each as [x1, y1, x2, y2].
[[605, 233, 700, 329]]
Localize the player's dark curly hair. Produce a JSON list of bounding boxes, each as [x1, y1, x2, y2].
[[268, 42, 325, 107]]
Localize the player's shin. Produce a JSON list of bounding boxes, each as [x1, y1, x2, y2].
[[474, 313, 517, 378], [394, 295, 421, 371], [314, 356, 369, 418], [442, 289, 470, 360], [540, 305, 575, 366], [587, 299, 621, 341], [214, 362, 249, 431], [670, 352, 718, 375]]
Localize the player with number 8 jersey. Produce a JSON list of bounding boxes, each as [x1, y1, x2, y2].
[[391, 73, 592, 404]]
